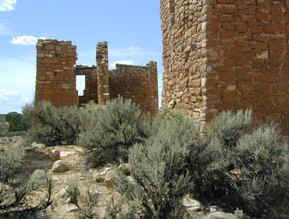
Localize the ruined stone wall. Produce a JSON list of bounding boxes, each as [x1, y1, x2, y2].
[[36, 39, 158, 115], [110, 61, 159, 115], [161, 0, 289, 134], [36, 40, 78, 106]]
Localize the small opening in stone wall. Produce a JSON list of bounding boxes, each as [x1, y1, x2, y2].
[[76, 75, 85, 96]]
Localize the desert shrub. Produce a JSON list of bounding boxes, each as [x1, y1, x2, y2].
[[28, 102, 82, 146], [212, 109, 252, 148], [65, 183, 100, 219], [0, 118, 9, 135], [233, 124, 289, 218], [0, 143, 52, 218], [78, 101, 104, 134], [80, 97, 151, 168], [189, 110, 254, 209], [107, 117, 210, 219], [193, 110, 289, 218], [21, 103, 34, 131], [150, 106, 191, 137], [5, 112, 25, 132]]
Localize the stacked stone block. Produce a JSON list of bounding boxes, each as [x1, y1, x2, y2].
[[36, 39, 78, 106], [110, 61, 159, 115], [96, 42, 110, 104], [161, 0, 289, 134]]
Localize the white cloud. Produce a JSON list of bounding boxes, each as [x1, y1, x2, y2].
[[0, 0, 16, 12], [0, 23, 10, 35], [110, 60, 134, 69], [11, 35, 46, 46]]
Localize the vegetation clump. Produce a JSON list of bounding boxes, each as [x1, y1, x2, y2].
[[79, 97, 151, 167], [0, 141, 52, 219], [23, 99, 289, 218]]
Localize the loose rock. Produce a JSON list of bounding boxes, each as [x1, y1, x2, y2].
[[52, 160, 69, 173]]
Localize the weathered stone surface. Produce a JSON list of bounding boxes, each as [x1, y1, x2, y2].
[[182, 194, 201, 212], [52, 160, 69, 173], [36, 39, 78, 106], [104, 169, 117, 188], [206, 211, 236, 219], [118, 163, 130, 175], [161, 0, 289, 135], [31, 142, 46, 149], [50, 150, 61, 161]]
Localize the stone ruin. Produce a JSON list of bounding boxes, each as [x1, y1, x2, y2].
[[35, 39, 158, 115], [161, 0, 289, 134]]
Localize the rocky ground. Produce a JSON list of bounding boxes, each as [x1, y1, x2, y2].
[[0, 137, 240, 219]]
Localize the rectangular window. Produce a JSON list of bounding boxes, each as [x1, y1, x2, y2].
[[76, 75, 85, 96]]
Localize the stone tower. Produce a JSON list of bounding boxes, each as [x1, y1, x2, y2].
[[161, 0, 289, 133], [36, 40, 78, 106]]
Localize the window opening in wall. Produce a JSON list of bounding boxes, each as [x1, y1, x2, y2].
[[76, 75, 85, 96]]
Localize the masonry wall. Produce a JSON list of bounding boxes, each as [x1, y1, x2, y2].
[[206, 0, 289, 132], [36, 40, 78, 106], [110, 61, 159, 115], [161, 0, 208, 125], [161, 0, 289, 134]]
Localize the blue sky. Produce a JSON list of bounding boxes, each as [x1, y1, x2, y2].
[[0, 0, 163, 113]]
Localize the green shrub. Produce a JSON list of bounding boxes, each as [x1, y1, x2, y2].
[[195, 110, 289, 218], [0, 120, 9, 135], [28, 102, 82, 146], [79, 97, 151, 168], [0, 142, 52, 218], [21, 103, 34, 131], [211, 109, 252, 148], [65, 183, 100, 219], [108, 118, 205, 219], [234, 124, 289, 218], [5, 112, 24, 132]]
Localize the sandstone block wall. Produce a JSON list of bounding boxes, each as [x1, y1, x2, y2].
[[161, 0, 208, 124], [161, 0, 289, 134], [36, 40, 78, 106], [110, 61, 159, 115], [36, 39, 158, 115], [96, 42, 110, 104]]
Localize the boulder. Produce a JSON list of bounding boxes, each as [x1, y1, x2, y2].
[[182, 194, 201, 212], [118, 163, 130, 175], [50, 150, 61, 161], [52, 160, 69, 173], [104, 169, 117, 188], [31, 142, 46, 149], [206, 211, 236, 219]]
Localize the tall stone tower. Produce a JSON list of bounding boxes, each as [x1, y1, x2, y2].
[[36, 40, 78, 106], [161, 0, 289, 133]]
